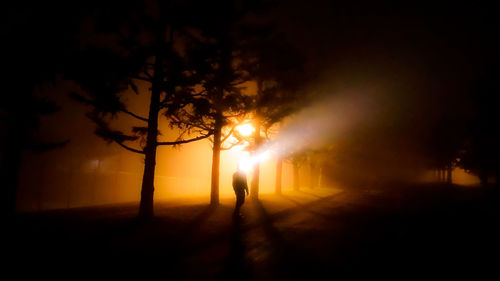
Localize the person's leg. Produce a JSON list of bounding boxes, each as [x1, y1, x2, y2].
[[234, 193, 244, 215], [234, 198, 239, 215]]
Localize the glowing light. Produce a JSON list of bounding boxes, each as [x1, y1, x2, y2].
[[238, 150, 271, 172], [232, 140, 249, 151], [227, 135, 239, 144], [260, 150, 270, 161], [239, 156, 254, 172], [235, 124, 255, 136]]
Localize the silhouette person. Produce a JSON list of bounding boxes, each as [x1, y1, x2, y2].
[[232, 166, 249, 217]]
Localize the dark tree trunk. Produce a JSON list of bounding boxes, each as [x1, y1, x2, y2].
[[250, 120, 261, 200], [138, 45, 163, 219], [275, 122, 283, 195], [275, 157, 282, 194], [139, 145, 158, 218], [479, 171, 488, 188], [210, 112, 223, 205], [1, 122, 22, 221], [309, 162, 314, 189], [293, 162, 300, 191], [251, 159, 260, 199], [446, 166, 453, 184], [309, 159, 319, 189], [318, 165, 324, 188]]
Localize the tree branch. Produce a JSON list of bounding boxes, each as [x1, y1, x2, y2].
[[221, 139, 245, 151], [230, 80, 248, 87], [157, 132, 213, 146], [143, 69, 154, 80], [131, 75, 153, 83], [221, 125, 236, 144], [115, 141, 145, 154], [121, 109, 149, 122]]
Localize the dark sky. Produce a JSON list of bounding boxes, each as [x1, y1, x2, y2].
[[4, 0, 497, 93], [277, 0, 497, 68]]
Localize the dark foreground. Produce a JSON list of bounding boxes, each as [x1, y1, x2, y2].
[[7, 184, 499, 280]]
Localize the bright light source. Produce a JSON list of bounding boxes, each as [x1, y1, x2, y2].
[[235, 124, 255, 136], [238, 150, 272, 173], [239, 156, 253, 172], [232, 140, 249, 152]]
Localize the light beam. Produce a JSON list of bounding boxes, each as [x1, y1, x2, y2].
[[238, 150, 271, 172]]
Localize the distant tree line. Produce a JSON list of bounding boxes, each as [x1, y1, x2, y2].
[[424, 62, 500, 187]]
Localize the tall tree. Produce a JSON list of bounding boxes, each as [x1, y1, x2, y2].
[[289, 151, 308, 191], [170, 1, 307, 202], [68, 1, 212, 218], [457, 66, 500, 187], [168, 3, 255, 205], [245, 34, 307, 198], [425, 120, 463, 184]]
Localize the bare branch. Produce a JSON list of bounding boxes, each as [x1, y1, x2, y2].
[[131, 75, 153, 83], [115, 141, 145, 154], [121, 109, 149, 122], [168, 110, 213, 131], [229, 80, 248, 87], [157, 132, 213, 146], [221, 125, 236, 144], [191, 89, 207, 97], [143, 68, 154, 80], [221, 139, 244, 151]]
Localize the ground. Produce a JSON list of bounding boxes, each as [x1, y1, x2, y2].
[[7, 184, 499, 280]]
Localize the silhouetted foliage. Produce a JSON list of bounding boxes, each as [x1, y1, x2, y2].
[[67, 1, 214, 218], [458, 65, 500, 186], [166, 1, 270, 205], [425, 118, 465, 183], [245, 32, 308, 198]]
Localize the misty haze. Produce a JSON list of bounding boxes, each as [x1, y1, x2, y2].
[[2, 0, 498, 280]]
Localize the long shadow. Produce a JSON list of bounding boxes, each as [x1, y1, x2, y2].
[[142, 205, 218, 279], [280, 193, 379, 223], [182, 194, 343, 257], [218, 214, 252, 281], [252, 199, 301, 280], [261, 193, 341, 224], [280, 194, 304, 206], [280, 194, 337, 220], [114, 204, 217, 248], [279, 193, 345, 216], [296, 190, 323, 199], [174, 204, 217, 242]]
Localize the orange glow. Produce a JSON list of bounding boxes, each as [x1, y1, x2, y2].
[[238, 150, 271, 173], [235, 123, 255, 136]]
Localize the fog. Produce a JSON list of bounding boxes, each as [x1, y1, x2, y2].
[[16, 67, 480, 211], [16, 79, 308, 211], [12, 0, 491, 211]]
